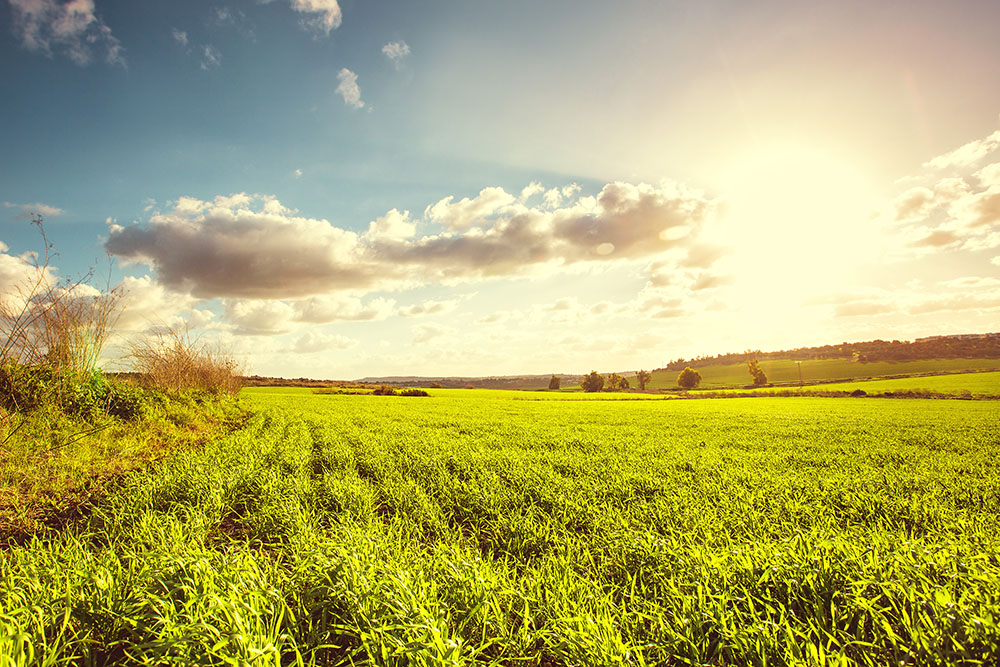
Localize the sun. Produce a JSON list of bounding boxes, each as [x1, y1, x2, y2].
[[708, 142, 883, 331]]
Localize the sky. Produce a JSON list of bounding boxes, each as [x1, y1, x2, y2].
[[1, 0, 999, 379]]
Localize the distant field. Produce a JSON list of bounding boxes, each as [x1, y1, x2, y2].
[[816, 370, 1000, 396], [5, 389, 998, 664], [650, 357, 1000, 388], [687, 370, 1000, 398]]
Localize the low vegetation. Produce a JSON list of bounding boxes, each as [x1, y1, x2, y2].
[[2, 390, 997, 665]]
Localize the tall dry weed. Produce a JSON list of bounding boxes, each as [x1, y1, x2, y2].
[[1, 215, 123, 374], [127, 327, 243, 394]]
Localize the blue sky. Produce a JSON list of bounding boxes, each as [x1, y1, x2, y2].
[[2, 0, 1000, 378]]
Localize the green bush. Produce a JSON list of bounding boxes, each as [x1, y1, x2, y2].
[[0, 364, 154, 421]]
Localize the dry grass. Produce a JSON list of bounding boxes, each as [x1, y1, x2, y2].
[[127, 327, 243, 395], [0, 215, 123, 374]]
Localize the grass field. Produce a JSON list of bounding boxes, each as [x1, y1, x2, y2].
[[803, 371, 1000, 397], [686, 370, 1000, 399], [648, 357, 1000, 388], [2, 388, 998, 665]]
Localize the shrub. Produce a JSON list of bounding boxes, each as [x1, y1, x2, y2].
[[606, 373, 630, 391], [372, 385, 398, 395], [677, 367, 702, 389], [400, 388, 430, 397], [580, 371, 604, 393], [128, 328, 243, 395], [747, 359, 768, 386], [1, 216, 123, 373], [635, 370, 652, 390]]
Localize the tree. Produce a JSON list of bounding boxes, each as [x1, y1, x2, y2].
[[580, 370, 604, 392], [606, 373, 630, 391], [548, 375, 561, 390], [677, 366, 701, 389], [636, 369, 651, 390], [746, 359, 768, 386]]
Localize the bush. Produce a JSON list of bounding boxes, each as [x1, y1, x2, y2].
[[372, 385, 398, 395], [128, 328, 243, 395], [747, 359, 768, 386], [677, 367, 702, 389], [636, 370, 652, 390], [400, 388, 430, 397], [0, 364, 153, 421], [580, 371, 605, 393], [606, 373, 630, 391], [1, 216, 122, 374]]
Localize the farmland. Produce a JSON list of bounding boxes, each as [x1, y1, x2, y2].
[[647, 357, 1000, 389], [3, 388, 999, 665]]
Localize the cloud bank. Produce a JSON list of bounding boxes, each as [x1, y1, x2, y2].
[[105, 182, 716, 303]]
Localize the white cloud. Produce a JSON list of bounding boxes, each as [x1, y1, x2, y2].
[[398, 299, 459, 318], [224, 299, 297, 335], [9, 0, 125, 67], [381, 40, 410, 66], [115, 275, 207, 334], [105, 182, 715, 300], [292, 331, 357, 354], [290, 0, 342, 34], [366, 208, 415, 241], [411, 323, 453, 344], [201, 45, 222, 70], [336, 68, 364, 109], [171, 28, 188, 48], [424, 187, 516, 230], [293, 168, 303, 178], [992, 256, 1000, 267], [3, 201, 64, 220], [924, 130, 1000, 170], [293, 294, 395, 323], [883, 125, 1000, 257], [519, 181, 544, 202]]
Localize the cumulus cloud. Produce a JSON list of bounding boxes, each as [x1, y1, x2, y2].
[[884, 125, 1000, 257], [398, 299, 459, 318], [293, 294, 395, 323], [224, 299, 297, 335], [336, 68, 364, 109], [290, 0, 341, 34], [115, 275, 207, 333], [291, 331, 357, 354], [105, 182, 715, 301], [366, 208, 415, 241], [923, 130, 1000, 170], [9, 0, 125, 67], [3, 201, 64, 220], [381, 40, 410, 66], [424, 187, 516, 230]]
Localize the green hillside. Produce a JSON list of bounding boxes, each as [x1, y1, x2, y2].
[[650, 357, 1000, 388]]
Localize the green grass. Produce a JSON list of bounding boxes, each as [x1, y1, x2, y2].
[[0, 372, 245, 539], [650, 357, 1000, 388], [3, 388, 999, 665], [686, 370, 999, 398], [813, 371, 1000, 397]]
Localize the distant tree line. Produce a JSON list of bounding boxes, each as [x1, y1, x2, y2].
[[661, 334, 1000, 371]]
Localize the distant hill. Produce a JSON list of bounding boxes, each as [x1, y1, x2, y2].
[[660, 333, 1000, 371], [354, 374, 585, 390], [243, 332, 1000, 390]]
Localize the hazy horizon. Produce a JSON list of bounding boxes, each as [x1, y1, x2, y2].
[[2, 0, 999, 377]]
